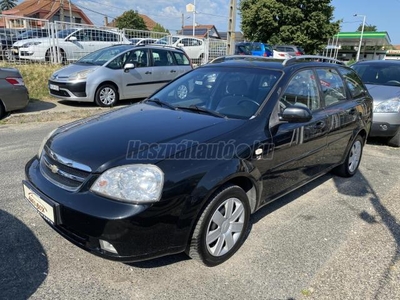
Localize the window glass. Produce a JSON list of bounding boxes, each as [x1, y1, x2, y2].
[[281, 69, 320, 111], [173, 52, 190, 65], [151, 49, 174, 66], [339, 67, 365, 98], [107, 50, 132, 70], [316, 68, 347, 106]]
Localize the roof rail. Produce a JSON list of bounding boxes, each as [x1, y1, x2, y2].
[[283, 55, 345, 66]]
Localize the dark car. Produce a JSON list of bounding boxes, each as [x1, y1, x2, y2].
[[0, 67, 29, 119], [351, 60, 400, 147], [23, 55, 372, 266], [234, 42, 252, 55], [274, 45, 305, 56]]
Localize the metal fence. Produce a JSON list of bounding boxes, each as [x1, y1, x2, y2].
[[0, 15, 228, 66]]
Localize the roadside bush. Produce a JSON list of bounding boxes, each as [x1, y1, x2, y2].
[[0, 62, 61, 101]]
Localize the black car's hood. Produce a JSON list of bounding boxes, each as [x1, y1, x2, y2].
[[47, 103, 245, 172]]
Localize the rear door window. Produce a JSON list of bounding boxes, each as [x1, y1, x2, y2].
[[316, 68, 347, 106]]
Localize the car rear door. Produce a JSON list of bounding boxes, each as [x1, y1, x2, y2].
[[150, 48, 181, 91], [321, 66, 372, 165]]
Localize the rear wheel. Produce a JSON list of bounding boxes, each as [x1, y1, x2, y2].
[[95, 84, 118, 107], [387, 128, 400, 147], [188, 184, 250, 266], [333, 135, 364, 177], [45, 48, 66, 64]]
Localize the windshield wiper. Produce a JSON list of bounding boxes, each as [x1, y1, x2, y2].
[[176, 105, 226, 118], [146, 98, 177, 110]]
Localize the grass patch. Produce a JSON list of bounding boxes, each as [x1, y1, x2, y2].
[[0, 62, 61, 101]]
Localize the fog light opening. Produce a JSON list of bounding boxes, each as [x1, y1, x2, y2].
[[99, 239, 118, 254], [380, 124, 388, 131]]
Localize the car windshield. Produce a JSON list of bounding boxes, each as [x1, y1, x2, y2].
[[352, 63, 400, 86], [155, 36, 180, 45], [149, 66, 282, 119], [56, 28, 78, 38], [77, 45, 133, 65]]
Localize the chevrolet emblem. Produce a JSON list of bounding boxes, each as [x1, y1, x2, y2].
[[49, 164, 59, 174]]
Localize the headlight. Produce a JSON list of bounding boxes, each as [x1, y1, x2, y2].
[[22, 41, 41, 47], [374, 99, 400, 113], [68, 68, 97, 80], [91, 164, 164, 203], [38, 128, 58, 158]]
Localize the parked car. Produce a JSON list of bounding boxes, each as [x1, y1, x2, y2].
[[272, 49, 292, 59], [48, 44, 193, 106], [234, 42, 252, 55], [351, 60, 400, 147], [23, 55, 372, 267], [154, 35, 205, 60], [2, 28, 50, 61], [12, 28, 131, 63], [0, 67, 29, 119], [250, 42, 272, 57], [129, 37, 157, 46], [274, 45, 305, 56]]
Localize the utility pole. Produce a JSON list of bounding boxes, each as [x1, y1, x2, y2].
[[182, 13, 184, 34], [60, 0, 65, 23], [68, 0, 73, 23], [227, 0, 236, 55]]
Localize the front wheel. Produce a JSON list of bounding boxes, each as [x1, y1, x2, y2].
[[333, 135, 364, 177], [95, 84, 118, 107], [188, 184, 250, 266]]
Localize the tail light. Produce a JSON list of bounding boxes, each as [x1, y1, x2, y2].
[[295, 52, 302, 56], [263, 52, 267, 57], [6, 77, 25, 86]]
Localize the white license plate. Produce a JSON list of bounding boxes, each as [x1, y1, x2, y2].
[[23, 184, 55, 224], [49, 84, 59, 91]]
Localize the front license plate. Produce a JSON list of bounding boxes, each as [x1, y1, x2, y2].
[[23, 184, 55, 224], [49, 84, 59, 91]]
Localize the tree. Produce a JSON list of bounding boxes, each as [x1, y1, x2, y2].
[[239, 0, 341, 54], [152, 23, 170, 34], [357, 24, 377, 32], [0, 0, 17, 11], [114, 10, 148, 30]]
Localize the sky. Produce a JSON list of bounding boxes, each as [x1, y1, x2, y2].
[[15, 0, 400, 45]]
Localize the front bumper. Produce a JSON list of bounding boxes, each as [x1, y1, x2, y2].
[[370, 112, 400, 137], [23, 156, 187, 262], [48, 80, 90, 102]]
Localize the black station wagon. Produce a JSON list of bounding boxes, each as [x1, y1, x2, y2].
[[23, 55, 373, 266]]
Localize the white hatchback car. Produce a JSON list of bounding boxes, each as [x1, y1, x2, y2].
[[154, 35, 205, 60], [12, 28, 131, 63]]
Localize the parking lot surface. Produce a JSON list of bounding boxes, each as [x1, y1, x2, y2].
[[1, 121, 399, 300]]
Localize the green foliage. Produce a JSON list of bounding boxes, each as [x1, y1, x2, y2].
[[239, 0, 341, 54], [357, 24, 377, 32], [115, 10, 148, 30], [0, 0, 17, 11], [152, 23, 170, 34]]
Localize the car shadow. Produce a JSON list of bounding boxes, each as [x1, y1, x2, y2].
[[0, 209, 48, 299], [127, 252, 190, 268]]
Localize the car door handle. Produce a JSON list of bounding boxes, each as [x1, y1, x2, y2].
[[170, 70, 177, 73], [314, 121, 326, 129], [145, 71, 152, 75]]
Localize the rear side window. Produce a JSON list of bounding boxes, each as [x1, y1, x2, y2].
[[173, 52, 190, 65], [339, 67, 365, 98], [316, 68, 347, 106]]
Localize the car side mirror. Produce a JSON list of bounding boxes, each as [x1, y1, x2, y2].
[[280, 106, 312, 123], [177, 43, 184, 47], [124, 63, 135, 72], [68, 36, 77, 42]]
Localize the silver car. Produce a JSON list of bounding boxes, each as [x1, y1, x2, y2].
[[48, 44, 193, 106], [0, 67, 29, 119], [352, 60, 400, 147]]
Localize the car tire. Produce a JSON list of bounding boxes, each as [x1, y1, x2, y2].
[[188, 184, 250, 267], [95, 84, 118, 107], [0, 101, 5, 119], [387, 128, 400, 147], [175, 83, 188, 100], [333, 135, 364, 177], [45, 48, 66, 64], [4, 49, 15, 61]]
